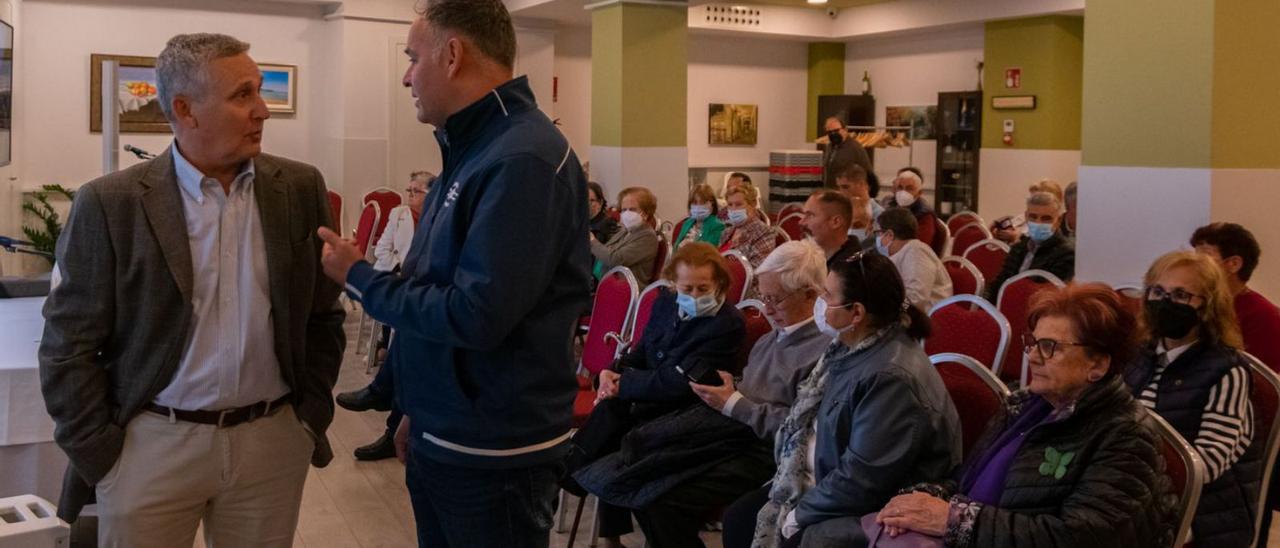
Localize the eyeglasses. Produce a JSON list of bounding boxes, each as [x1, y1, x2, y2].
[[760, 290, 800, 308], [1146, 285, 1202, 305], [1022, 332, 1088, 361], [405, 188, 425, 196]]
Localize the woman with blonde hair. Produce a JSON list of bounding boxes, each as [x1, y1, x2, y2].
[[1124, 250, 1260, 547], [720, 182, 777, 268]]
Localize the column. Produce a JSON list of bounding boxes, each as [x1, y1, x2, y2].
[[807, 42, 844, 141], [589, 0, 688, 223]]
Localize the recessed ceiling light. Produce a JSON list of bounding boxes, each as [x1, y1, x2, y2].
[[807, 0, 828, 4]]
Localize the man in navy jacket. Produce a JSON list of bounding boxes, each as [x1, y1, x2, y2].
[[317, 1, 591, 546]]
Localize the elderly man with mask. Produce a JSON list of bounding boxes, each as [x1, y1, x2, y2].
[[888, 167, 942, 254], [820, 116, 872, 189], [985, 191, 1076, 302]]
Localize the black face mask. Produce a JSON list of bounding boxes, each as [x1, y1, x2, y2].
[[1145, 299, 1200, 340], [827, 130, 844, 146]]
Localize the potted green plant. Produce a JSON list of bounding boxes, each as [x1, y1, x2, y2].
[[21, 184, 75, 265]]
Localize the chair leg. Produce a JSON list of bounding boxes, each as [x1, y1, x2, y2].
[[589, 496, 601, 547], [567, 493, 588, 547], [364, 321, 379, 374], [354, 307, 368, 355], [556, 488, 570, 533]]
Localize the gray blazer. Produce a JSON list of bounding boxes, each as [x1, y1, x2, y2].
[[591, 224, 659, 286], [38, 148, 346, 521]]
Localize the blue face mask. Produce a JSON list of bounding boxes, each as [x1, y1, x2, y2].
[[690, 204, 711, 221], [875, 233, 891, 256], [676, 292, 722, 319], [1026, 221, 1055, 243], [727, 208, 750, 226]]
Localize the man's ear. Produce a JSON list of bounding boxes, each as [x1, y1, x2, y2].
[[444, 36, 464, 79], [172, 95, 197, 130], [1223, 255, 1245, 277]]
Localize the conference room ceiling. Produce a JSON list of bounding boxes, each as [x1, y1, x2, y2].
[[729, 0, 896, 8]]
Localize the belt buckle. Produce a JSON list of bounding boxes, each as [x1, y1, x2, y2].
[[217, 408, 231, 428]]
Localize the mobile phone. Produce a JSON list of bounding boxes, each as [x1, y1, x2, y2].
[[676, 363, 724, 387]]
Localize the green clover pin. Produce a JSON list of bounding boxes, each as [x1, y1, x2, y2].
[[1039, 447, 1075, 480]]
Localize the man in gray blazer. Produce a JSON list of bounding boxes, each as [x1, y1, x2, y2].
[[38, 33, 344, 547]]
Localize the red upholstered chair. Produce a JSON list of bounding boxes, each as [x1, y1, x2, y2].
[[770, 225, 791, 247], [653, 236, 672, 276], [930, 353, 1010, 458], [930, 216, 952, 257], [950, 223, 991, 260], [777, 202, 804, 221], [1113, 283, 1144, 319], [362, 187, 401, 242], [670, 217, 689, 245], [734, 300, 772, 377], [607, 207, 620, 222], [947, 211, 984, 235], [353, 201, 381, 257], [722, 250, 754, 307], [1244, 352, 1280, 545], [573, 266, 640, 427], [778, 212, 806, 242], [962, 239, 1011, 285], [326, 190, 344, 235], [926, 295, 1012, 375], [995, 270, 1067, 385], [1148, 412, 1206, 548], [942, 256, 985, 297]]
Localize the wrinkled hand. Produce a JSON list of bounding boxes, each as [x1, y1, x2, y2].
[[318, 227, 363, 285], [596, 370, 621, 404], [877, 492, 949, 538], [689, 371, 736, 411], [394, 416, 410, 464]]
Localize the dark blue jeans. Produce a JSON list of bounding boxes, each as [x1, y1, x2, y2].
[[405, 446, 561, 548], [368, 356, 402, 437]]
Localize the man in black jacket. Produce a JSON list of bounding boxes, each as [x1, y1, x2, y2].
[[986, 191, 1075, 302], [317, 1, 591, 546], [821, 116, 872, 189]]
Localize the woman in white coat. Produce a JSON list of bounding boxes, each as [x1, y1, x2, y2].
[[373, 171, 434, 272]]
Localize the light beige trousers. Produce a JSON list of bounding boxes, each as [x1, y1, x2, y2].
[[95, 404, 314, 548]]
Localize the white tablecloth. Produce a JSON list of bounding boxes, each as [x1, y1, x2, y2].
[[0, 297, 65, 503]]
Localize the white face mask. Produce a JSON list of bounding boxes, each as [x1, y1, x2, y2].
[[620, 210, 645, 230], [813, 296, 855, 339], [895, 190, 917, 208], [727, 208, 750, 226], [689, 204, 712, 221]]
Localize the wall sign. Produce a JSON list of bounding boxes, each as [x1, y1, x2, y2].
[[1005, 67, 1022, 89], [992, 95, 1037, 110]]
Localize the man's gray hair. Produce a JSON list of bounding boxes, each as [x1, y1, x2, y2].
[[1027, 191, 1062, 212], [756, 240, 828, 295], [156, 33, 251, 122]]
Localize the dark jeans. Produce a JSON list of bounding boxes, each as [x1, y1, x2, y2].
[[634, 443, 775, 548], [405, 447, 561, 548], [369, 357, 402, 438]]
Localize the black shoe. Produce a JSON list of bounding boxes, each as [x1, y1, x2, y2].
[[354, 433, 396, 461], [336, 386, 392, 412]]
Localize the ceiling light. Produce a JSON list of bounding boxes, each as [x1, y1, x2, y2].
[[807, 0, 828, 4]]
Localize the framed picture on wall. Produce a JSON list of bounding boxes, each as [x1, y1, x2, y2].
[[259, 63, 297, 115], [90, 54, 170, 133], [708, 103, 758, 146]]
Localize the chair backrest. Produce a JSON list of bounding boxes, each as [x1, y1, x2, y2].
[[1147, 411, 1206, 548], [931, 216, 952, 257], [777, 202, 804, 221], [942, 256, 985, 297], [628, 280, 673, 349], [581, 267, 639, 375], [607, 207, 620, 221], [926, 295, 1012, 375], [778, 212, 806, 242], [947, 211, 984, 235], [996, 269, 1067, 384], [950, 223, 991, 259], [735, 300, 773, 376], [362, 187, 402, 240], [326, 190, 344, 234], [653, 235, 673, 276], [658, 219, 674, 237], [930, 353, 1010, 458], [962, 239, 1011, 284], [1244, 352, 1280, 545], [353, 201, 381, 255], [722, 250, 754, 306], [670, 217, 689, 244], [770, 225, 792, 247], [1113, 283, 1145, 318]]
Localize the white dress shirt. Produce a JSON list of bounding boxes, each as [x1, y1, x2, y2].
[[372, 204, 417, 272], [153, 144, 289, 411], [889, 239, 954, 311]]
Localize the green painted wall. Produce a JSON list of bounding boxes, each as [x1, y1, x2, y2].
[[981, 16, 1083, 151], [807, 43, 845, 141], [1212, 0, 1280, 169], [591, 3, 687, 148], [1081, 0, 1214, 167]]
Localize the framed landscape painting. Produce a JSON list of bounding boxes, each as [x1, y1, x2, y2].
[[90, 54, 169, 133], [259, 63, 297, 114]]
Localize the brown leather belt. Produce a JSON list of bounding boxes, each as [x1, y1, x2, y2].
[[145, 394, 292, 428]]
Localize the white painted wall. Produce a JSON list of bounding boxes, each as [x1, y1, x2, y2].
[[553, 25, 591, 164], [687, 33, 810, 169], [977, 148, 1081, 220], [846, 24, 984, 201]]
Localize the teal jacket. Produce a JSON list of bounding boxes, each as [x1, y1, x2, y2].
[[674, 216, 726, 248]]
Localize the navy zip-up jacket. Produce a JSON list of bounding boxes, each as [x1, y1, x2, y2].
[[345, 76, 592, 468]]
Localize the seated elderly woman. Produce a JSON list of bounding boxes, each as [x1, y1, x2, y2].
[[675, 183, 727, 249], [1126, 251, 1260, 546], [609, 241, 834, 547], [720, 182, 777, 269], [587, 181, 621, 244], [592, 186, 660, 286], [722, 251, 962, 548], [874, 283, 1174, 547], [568, 242, 746, 547]]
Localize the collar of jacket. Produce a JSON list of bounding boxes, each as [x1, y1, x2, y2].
[[1007, 373, 1132, 428], [435, 76, 536, 151]]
